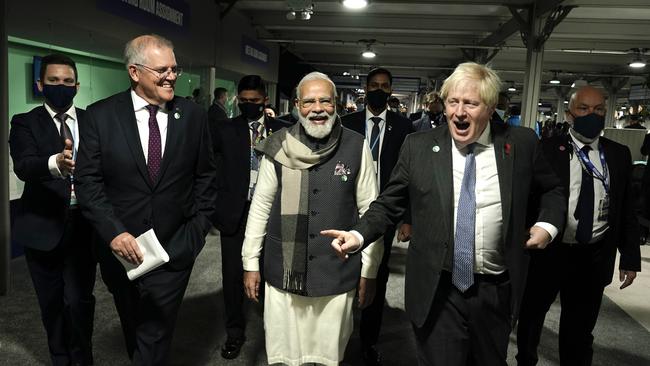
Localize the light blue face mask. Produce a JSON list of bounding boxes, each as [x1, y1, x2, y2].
[[496, 108, 506, 119]]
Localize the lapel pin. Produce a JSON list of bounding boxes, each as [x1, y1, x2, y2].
[[432, 145, 440, 153], [388, 125, 392, 131], [559, 145, 566, 151], [174, 112, 181, 119]]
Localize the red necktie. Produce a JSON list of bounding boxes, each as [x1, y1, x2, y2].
[[145, 105, 161, 183]]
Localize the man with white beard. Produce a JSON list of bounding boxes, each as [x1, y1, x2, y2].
[[241, 71, 383, 366]]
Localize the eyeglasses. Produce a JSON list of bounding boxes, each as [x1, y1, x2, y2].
[[298, 98, 334, 108], [134, 63, 183, 78]]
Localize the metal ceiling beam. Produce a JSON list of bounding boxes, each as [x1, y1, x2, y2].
[[478, 0, 566, 46]]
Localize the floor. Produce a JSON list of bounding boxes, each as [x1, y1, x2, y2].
[[1, 235, 649, 365]]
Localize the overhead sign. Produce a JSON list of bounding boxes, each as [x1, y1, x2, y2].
[[97, 0, 190, 31], [241, 36, 269, 68]]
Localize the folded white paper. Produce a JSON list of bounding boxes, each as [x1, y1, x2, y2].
[[114, 229, 170, 280]]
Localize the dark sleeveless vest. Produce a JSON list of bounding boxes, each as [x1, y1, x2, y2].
[[263, 127, 365, 297]]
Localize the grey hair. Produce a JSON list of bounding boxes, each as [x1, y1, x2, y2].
[[123, 34, 174, 68], [296, 72, 338, 99]]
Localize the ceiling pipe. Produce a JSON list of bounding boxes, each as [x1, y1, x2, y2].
[[262, 38, 650, 56]]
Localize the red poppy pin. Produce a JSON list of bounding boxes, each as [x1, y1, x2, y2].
[[559, 145, 566, 151], [504, 143, 511, 156]]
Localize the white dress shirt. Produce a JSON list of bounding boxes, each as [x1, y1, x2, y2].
[[46, 103, 79, 178], [364, 108, 387, 187], [131, 89, 168, 163], [561, 131, 609, 244]]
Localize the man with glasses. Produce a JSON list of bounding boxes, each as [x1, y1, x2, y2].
[[242, 72, 383, 366], [341, 67, 413, 366], [75, 34, 216, 365], [209, 75, 290, 359], [413, 91, 446, 131], [9, 53, 96, 366]]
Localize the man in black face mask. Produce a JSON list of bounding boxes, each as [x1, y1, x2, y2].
[[341, 67, 414, 366], [517, 86, 641, 366], [9, 53, 96, 365], [208, 74, 290, 359]]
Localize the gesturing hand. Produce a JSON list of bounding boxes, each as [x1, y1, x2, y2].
[[320, 229, 361, 260], [56, 139, 75, 176]]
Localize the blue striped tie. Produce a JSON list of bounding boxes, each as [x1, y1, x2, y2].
[[452, 144, 476, 292]]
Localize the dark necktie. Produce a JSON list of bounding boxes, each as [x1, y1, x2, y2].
[[574, 145, 594, 244], [55, 113, 73, 147], [146, 105, 162, 183], [250, 121, 262, 171], [370, 116, 382, 161], [453, 144, 476, 292]]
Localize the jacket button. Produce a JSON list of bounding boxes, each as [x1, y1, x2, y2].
[[308, 255, 315, 261], [310, 210, 318, 216], [309, 233, 316, 239], [312, 188, 320, 194]]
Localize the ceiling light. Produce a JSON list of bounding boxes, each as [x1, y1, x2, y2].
[[299, 10, 311, 20], [342, 0, 368, 9], [549, 72, 561, 84], [564, 100, 569, 104], [571, 79, 588, 88], [362, 45, 376, 58], [507, 85, 516, 92], [286, 11, 296, 20], [342, 71, 350, 76], [629, 58, 646, 68]]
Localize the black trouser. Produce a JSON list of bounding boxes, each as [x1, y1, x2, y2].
[[517, 241, 606, 366], [219, 203, 249, 340], [360, 229, 395, 349], [99, 253, 192, 366], [413, 271, 512, 366], [24, 208, 96, 366]]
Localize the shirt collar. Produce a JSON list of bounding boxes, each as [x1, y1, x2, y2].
[[249, 114, 265, 127], [131, 89, 166, 112], [365, 108, 387, 123], [43, 102, 77, 122]]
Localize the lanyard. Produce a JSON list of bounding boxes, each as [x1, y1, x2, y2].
[[569, 140, 609, 193], [364, 119, 385, 153]]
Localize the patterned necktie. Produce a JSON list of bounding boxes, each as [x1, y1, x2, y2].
[[453, 143, 476, 292], [250, 121, 262, 170], [145, 105, 161, 183], [55, 113, 73, 147], [370, 117, 382, 161], [575, 145, 594, 244]]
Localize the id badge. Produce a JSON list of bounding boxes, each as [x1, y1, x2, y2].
[[598, 194, 609, 222], [70, 183, 78, 206], [249, 170, 259, 187]]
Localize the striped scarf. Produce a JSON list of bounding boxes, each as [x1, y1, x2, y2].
[[255, 120, 341, 293]]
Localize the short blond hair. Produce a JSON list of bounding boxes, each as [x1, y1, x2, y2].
[[440, 62, 502, 108]]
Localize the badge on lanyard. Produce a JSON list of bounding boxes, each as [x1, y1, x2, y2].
[[598, 194, 609, 222]]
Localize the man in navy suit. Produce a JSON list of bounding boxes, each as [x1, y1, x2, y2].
[[75, 35, 216, 365], [341, 67, 413, 365], [516, 86, 641, 366], [325, 62, 565, 366], [9, 53, 96, 366], [209, 75, 291, 359]]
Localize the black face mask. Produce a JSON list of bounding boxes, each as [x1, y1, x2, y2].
[[366, 89, 390, 112], [572, 112, 605, 140], [42, 84, 77, 110], [238, 102, 264, 120]]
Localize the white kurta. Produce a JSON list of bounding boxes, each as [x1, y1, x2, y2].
[[242, 140, 383, 366]]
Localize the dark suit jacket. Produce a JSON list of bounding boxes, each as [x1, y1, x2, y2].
[[409, 110, 423, 122], [541, 135, 641, 285], [75, 90, 216, 270], [354, 122, 565, 327], [341, 110, 414, 191], [208, 102, 228, 123], [9, 105, 87, 251], [210, 115, 291, 235]]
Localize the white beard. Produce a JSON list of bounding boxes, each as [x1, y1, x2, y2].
[[299, 111, 337, 139]]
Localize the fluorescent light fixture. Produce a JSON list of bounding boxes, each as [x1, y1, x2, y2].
[[549, 71, 561, 84], [342, 71, 350, 76], [299, 10, 311, 20], [629, 59, 646, 68], [286, 11, 296, 20], [507, 86, 516, 92], [343, 0, 368, 9], [564, 100, 569, 104], [362, 45, 376, 58]]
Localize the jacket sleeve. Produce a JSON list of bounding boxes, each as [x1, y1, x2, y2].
[[618, 146, 641, 272]]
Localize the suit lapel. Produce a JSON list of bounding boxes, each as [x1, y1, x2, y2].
[[431, 130, 453, 231], [156, 100, 181, 188], [117, 92, 152, 189], [38, 107, 63, 153], [492, 122, 513, 240]]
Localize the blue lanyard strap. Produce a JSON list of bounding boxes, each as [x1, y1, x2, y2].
[[365, 119, 385, 152], [570, 140, 609, 192]]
